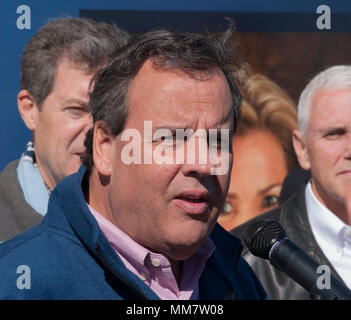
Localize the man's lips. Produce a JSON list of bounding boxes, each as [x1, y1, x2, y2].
[[337, 170, 351, 176], [173, 191, 212, 215]]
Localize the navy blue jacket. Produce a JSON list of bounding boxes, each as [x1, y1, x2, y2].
[[0, 167, 267, 300]]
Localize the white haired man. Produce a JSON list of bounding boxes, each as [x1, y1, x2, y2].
[[232, 65, 351, 299]]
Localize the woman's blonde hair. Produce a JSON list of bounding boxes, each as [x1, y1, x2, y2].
[[237, 73, 298, 171]]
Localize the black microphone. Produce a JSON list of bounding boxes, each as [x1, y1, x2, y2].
[[243, 219, 351, 300]]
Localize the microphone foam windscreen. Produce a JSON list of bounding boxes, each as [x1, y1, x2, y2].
[[243, 219, 286, 259]]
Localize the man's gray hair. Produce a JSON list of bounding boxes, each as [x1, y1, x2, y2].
[[298, 65, 351, 136], [20, 17, 129, 108], [82, 28, 244, 172]]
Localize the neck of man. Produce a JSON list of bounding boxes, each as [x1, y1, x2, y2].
[[85, 169, 116, 224], [35, 156, 56, 191], [311, 180, 351, 225]]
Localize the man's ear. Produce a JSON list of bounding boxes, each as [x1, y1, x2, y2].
[[17, 90, 39, 131], [93, 121, 113, 177], [292, 130, 311, 170]]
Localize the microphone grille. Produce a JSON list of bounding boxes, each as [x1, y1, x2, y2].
[[243, 219, 286, 259]]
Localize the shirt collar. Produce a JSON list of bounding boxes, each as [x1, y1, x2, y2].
[[88, 204, 150, 275], [305, 180, 351, 248], [22, 141, 52, 193], [87, 203, 215, 280]]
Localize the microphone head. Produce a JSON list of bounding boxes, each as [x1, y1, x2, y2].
[[243, 219, 286, 259]]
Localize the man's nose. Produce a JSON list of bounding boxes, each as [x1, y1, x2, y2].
[[181, 161, 213, 178], [181, 136, 213, 178]]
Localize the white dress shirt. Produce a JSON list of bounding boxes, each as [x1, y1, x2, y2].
[[305, 181, 351, 288]]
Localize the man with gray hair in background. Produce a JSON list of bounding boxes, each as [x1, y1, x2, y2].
[[0, 17, 128, 243], [232, 65, 351, 299]]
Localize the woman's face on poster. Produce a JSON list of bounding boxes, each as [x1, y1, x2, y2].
[[218, 129, 289, 231]]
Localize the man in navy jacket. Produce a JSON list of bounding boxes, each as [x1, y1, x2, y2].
[[0, 28, 267, 300]]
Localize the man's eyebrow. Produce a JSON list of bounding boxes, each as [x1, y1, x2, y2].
[[64, 98, 89, 106], [153, 126, 233, 133], [316, 126, 347, 135]]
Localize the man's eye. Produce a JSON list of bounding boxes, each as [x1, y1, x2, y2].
[[207, 133, 230, 150], [206, 137, 221, 150], [327, 133, 339, 137], [262, 195, 279, 208], [67, 107, 87, 117], [154, 136, 174, 143]]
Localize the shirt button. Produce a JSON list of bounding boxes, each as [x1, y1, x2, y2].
[[337, 248, 342, 254], [140, 273, 147, 281], [345, 229, 351, 237], [151, 259, 161, 267]]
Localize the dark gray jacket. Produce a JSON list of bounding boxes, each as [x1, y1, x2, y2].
[[231, 186, 346, 300], [0, 160, 42, 242]]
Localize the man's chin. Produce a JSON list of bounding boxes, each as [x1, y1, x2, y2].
[[164, 230, 212, 260], [166, 244, 203, 261]]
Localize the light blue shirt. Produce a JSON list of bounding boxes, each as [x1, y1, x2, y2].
[[16, 145, 50, 216]]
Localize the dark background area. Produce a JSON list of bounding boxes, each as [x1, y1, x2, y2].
[[81, 9, 351, 104], [240, 32, 351, 103]]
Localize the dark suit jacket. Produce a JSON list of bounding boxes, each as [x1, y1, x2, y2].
[[279, 166, 311, 204], [231, 185, 346, 300]]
